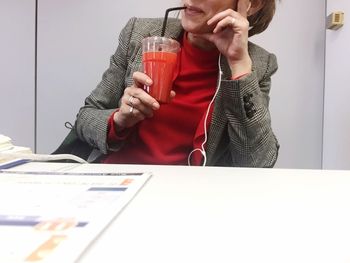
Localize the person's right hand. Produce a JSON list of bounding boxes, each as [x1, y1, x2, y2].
[[114, 71, 175, 130]]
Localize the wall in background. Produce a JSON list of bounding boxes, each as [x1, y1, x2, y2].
[[0, 0, 36, 150], [323, 2, 350, 169]]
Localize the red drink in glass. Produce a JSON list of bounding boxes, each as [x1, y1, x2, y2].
[[142, 51, 177, 103], [142, 36, 180, 103]]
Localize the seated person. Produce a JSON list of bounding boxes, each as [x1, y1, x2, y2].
[[73, 0, 279, 167]]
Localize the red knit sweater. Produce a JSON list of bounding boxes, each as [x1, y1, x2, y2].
[[103, 33, 219, 165]]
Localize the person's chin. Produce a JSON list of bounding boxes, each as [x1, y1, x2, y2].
[[181, 20, 211, 34]]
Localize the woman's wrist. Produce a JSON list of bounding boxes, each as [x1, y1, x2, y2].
[[228, 55, 252, 79]]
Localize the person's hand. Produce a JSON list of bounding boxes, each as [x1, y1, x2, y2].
[[200, 0, 252, 78], [114, 72, 175, 130]]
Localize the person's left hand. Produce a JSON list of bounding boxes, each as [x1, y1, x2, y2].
[[200, 0, 252, 78]]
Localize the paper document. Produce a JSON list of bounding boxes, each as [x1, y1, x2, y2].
[[0, 134, 32, 163], [0, 170, 151, 262]]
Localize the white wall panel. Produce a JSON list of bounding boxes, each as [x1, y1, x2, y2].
[[0, 0, 35, 150], [323, 1, 350, 169]]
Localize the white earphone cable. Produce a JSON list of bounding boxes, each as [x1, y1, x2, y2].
[[188, 54, 223, 166]]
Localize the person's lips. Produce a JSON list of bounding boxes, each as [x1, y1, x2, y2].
[[184, 5, 204, 16]]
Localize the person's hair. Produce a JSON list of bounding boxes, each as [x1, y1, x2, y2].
[[248, 0, 276, 37]]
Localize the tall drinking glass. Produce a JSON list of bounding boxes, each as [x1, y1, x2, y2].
[[142, 36, 180, 103]]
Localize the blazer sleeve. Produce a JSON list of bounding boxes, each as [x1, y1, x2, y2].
[[219, 53, 279, 167], [75, 18, 137, 154]]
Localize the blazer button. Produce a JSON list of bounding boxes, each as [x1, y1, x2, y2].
[[246, 109, 256, 119], [243, 93, 253, 103], [244, 101, 254, 111]]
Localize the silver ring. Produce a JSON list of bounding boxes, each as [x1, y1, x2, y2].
[[129, 106, 134, 114], [128, 95, 135, 106]]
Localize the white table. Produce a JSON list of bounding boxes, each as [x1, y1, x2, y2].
[[8, 163, 350, 263]]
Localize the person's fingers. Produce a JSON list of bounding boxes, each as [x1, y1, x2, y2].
[[207, 9, 248, 34], [237, 0, 251, 18], [132, 71, 153, 88], [207, 9, 235, 27], [124, 86, 160, 111], [117, 101, 146, 124], [114, 106, 137, 129], [123, 94, 155, 118], [127, 106, 146, 122], [212, 16, 236, 34], [212, 15, 249, 34]]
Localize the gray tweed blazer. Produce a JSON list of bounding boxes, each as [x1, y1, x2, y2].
[[75, 17, 279, 167]]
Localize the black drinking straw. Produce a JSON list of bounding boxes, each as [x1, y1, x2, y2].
[[161, 6, 187, 37]]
